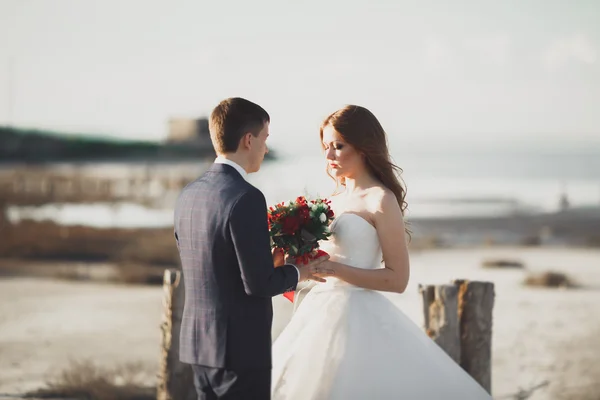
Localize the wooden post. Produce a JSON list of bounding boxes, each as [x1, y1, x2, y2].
[[0, 202, 7, 228], [454, 280, 495, 394], [157, 269, 196, 400], [420, 280, 495, 395], [419, 284, 461, 364]]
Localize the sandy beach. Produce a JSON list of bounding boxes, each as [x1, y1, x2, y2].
[[0, 278, 163, 396], [1, 246, 599, 399]]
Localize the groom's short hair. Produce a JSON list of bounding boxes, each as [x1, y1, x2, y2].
[[209, 97, 270, 154]]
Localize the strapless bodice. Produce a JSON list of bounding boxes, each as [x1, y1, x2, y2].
[[314, 213, 383, 290]]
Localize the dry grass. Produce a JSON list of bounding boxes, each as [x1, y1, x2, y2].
[[25, 360, 155, 400], [587, 235, 600, 248], [523, 271, 577, 289], [0, 258, 167, 286], [407, 235, 445, 251], [0, 220, 177, 285], [520, 235, 542, 246], [481, 258, 525, 269], [0, 220, 178, 265], [114, 263, 166, 285]]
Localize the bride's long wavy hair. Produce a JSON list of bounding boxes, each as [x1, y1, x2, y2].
[[320, 105, 410, 233]]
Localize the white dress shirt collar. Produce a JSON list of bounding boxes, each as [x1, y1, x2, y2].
[[214, 156, 248, 181]]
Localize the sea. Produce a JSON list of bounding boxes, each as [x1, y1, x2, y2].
[[5, 148, 600, 228]]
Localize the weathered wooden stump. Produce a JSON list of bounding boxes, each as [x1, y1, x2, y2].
[[419, 284, 461, 364], [455, 280, 495, 393], [420, 280, 495, 394], [157, 269, 195, 400], [0, 202, 7, 227]]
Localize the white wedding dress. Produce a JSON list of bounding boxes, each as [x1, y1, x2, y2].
[[271, 213, 492, 399]]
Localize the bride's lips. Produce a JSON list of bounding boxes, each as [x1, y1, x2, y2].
[[329, 163, 339, 169]]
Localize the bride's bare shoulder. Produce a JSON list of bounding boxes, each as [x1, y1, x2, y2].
[[365, 186, 397, 213]]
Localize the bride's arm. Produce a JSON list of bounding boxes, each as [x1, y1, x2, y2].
[[315, 192, 410, 293]]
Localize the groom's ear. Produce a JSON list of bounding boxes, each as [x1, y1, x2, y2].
[[239, 132, 253, 151]]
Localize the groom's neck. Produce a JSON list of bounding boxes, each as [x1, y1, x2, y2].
[[217, 152, 250, 173]]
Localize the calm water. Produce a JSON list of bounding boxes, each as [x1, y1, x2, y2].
[[6, 149, 600, 227]]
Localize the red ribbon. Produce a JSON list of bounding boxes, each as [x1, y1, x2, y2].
[[283, 291, 295, 302]]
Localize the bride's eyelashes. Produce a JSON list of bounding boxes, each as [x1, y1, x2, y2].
[[323, 143, 344, 151]]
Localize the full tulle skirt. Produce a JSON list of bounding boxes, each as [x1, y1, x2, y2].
[[271, 285, 492, 400]]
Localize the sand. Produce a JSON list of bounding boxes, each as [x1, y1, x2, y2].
[[0, 278, 163, 396], [1, 247, 599, 399]]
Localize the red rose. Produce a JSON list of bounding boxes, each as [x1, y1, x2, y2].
[[281, 215, 301, 235], [296, 196, 307, 205], [267, 212, 281, 229], [298, 205, 310, 222]]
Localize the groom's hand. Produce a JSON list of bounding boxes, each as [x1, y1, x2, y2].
[[272, 248, 285, 268]]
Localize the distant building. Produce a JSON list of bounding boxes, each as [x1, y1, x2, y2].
[[558, 193, 570, 211], [167, 117, 212, 148], [558, 183, 570, 211]]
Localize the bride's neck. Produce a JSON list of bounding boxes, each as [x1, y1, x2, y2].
[[343, 172, 377, 195]]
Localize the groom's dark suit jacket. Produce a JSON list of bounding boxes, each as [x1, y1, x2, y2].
[[174, 163, 299, 370]]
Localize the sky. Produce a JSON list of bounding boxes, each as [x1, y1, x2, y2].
[[0, 0, 599, 154]]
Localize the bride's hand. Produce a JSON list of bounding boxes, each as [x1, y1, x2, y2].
[[294, 254, 330, 283], [310, 261, 337, 278]]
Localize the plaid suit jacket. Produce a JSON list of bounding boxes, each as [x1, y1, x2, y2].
[[174, 163, 298, 369]]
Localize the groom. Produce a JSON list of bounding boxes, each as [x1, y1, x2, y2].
[[174, 97, 327, 400]]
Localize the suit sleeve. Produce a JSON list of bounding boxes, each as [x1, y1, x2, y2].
[[229, 189, 299, 297], [173, 202, 180, 250]]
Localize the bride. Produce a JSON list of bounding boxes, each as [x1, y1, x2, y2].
[[271, 105, 492, 399]]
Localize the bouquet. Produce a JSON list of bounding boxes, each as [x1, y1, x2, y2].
[[268, 196, 335, 301]]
